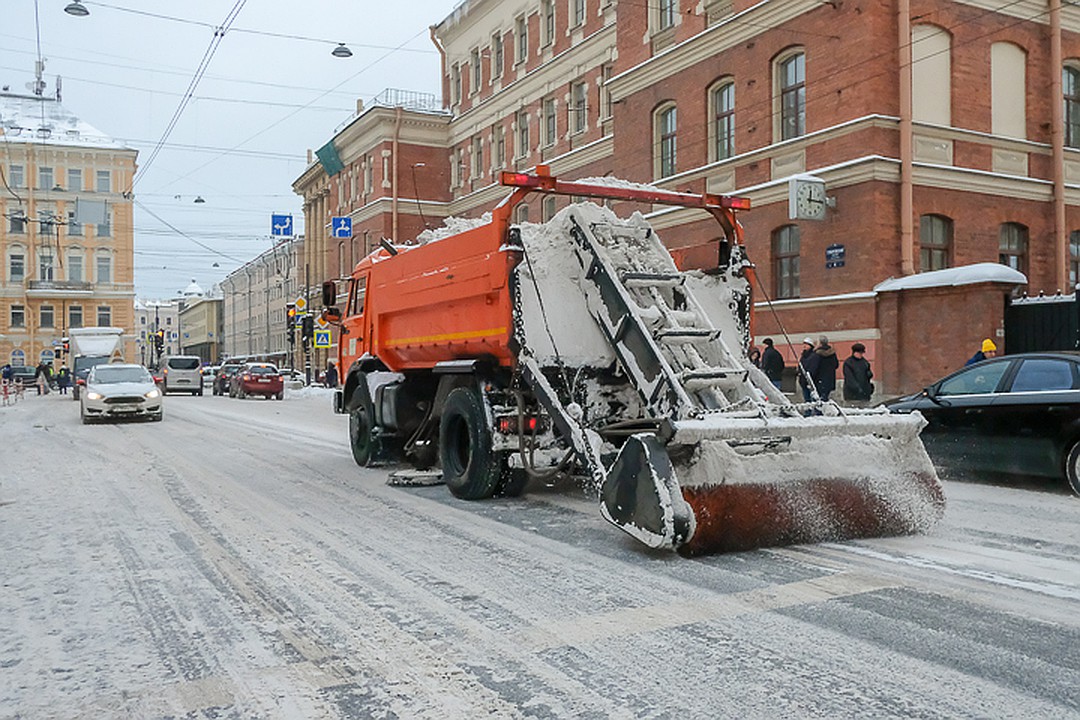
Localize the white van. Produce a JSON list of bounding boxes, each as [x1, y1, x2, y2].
[[162, 355, 204, 396]]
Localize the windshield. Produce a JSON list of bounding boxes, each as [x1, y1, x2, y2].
[[74, 356, 110, 375], [247, 365, 279, 375], [167, 357, 201, 370], [91, 367, 152, 384]]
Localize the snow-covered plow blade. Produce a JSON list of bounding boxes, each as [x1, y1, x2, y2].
[[600, 412, 944, 555]]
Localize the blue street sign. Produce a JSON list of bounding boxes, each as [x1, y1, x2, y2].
[[331, 216, 352, 239], [313, 330, 332, 349], [271, 214, 293, 236], [825, 243, 846, 269]]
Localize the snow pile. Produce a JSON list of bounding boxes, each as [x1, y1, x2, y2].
[[574, 176, 663, 193], [415, 213, 491, 244], [874, 263, 1026, 292], [287, 384, 337, 400]]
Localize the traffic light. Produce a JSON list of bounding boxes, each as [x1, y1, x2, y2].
[[301, 315, 314, 341], [286, 303, 297, 330], [154, 330, 165, 352]]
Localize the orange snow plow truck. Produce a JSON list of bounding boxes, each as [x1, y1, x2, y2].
[[322, 167, 943, 555]]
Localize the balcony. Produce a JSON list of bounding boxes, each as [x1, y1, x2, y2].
[[25, 279, 94, 297]]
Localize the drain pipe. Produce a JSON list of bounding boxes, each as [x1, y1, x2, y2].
[[1052, 0, 1067, 291], [392, 106, 402, 243], [898, 0, 915, 276], [430, 26, 448, 110]]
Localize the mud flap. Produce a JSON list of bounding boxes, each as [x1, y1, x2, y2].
[[599, 434, 695, 549]]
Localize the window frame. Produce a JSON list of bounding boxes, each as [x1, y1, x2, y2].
[[9, 248, 25, 282], [572, 81, 588, 135], [709, 78, 736, 162], [96, 305, 112, 327], [654, 103, 678, 179], [919, 214, 952, 272], [657, 0, 676, 31], [544, 97, 558, 147], [39, 166, 54, 191], [773, 224, 801, 300], [96, 251, 113, 284], [67, 168, 82, 192], [10, 304, 25, 328], [492, 32, 504, 78], [39, 304, 54, 329], [998, 222, 1029, 275], [515, 15, 528, 64], [1070, 229, 1080, 287], [517, 109, 530, 159], [543, 0, 556, 46], [776, 49, 806, 141], [572, 0, 586, 27], [95, 169, 111, 193], [1066, 64, 1080, 149]]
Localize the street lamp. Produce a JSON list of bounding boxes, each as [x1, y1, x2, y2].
[[64, 1, 90, 16], [331, 43, 353, 58]]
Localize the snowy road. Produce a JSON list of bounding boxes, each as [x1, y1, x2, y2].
[[2, 391, 1079, 719]]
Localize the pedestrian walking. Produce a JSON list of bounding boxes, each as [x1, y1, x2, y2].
[[57, 366, 71, 395], [812, 335, 840, 402], [1, 364, 11, 383], [798, 338, 818, 403], [965, 338, 998, 366], [325, 361, 338, 389], [842, 343, 874, 406], [34, 362, 51, 395], [747, 346, 761, 369], [760, 338, 785, 388]]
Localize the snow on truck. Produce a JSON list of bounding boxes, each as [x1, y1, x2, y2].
[[68, 326, 124, 401], [321, 168, 944, 555]]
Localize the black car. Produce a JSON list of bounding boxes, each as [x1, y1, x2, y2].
[[10, 365, 37, 386], [885, 352, 1080, 495], [213, 362, 243, 396]]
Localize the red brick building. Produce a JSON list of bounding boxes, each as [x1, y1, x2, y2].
[[295, 0, 1080, 394]]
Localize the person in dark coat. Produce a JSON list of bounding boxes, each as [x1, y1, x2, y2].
[[965, 338, 997, 366], [797, 338, 818, 403], [842, 343, 874, 406], [760, 338, 785, 387], [57, 366, 72, 395], [747, 346, 761, 368], [324, 361, 338, 389], [812, 335, 839, 401]]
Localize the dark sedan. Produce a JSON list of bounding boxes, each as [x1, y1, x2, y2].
[[885, 352, 1080, 495]]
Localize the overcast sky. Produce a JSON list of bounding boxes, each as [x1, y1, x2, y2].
[[1, 0, 459, 299]]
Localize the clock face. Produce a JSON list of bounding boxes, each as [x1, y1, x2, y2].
[[794, 180, 826, 220]]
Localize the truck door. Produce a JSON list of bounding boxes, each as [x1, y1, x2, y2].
[[343, 274, 368, 361]]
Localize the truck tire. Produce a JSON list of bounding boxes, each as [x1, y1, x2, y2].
[[349, 389, 377, 467], [440, 387, 502, 500]]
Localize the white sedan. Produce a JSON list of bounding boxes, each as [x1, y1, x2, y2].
[[80, 363, 163, 424]]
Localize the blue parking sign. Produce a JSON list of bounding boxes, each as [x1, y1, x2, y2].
[[332, 216, 352, 239], [271, 214, 293, 236]]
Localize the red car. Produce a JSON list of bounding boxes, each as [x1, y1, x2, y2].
[[229, 363, 284, 400]]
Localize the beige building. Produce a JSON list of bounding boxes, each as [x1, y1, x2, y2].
[[1, 83, 136, 370], [220, 236, 303, 367], [179, 296, 222, 364], [133, 298, 181, 366]]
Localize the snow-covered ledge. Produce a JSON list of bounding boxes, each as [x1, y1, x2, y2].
[[874, 263, 1027, 293]]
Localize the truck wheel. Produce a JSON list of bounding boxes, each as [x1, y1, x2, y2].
[[440, 387, 502, 500], [349, 391, 376, 467], [1065, 441, 1080, 497]]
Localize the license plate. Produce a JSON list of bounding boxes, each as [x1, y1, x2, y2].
[[258, 379, 270, 383]]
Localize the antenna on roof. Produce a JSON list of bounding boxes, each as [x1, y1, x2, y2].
[[55, 76, 62, 102], [34, 59, 45, 96]]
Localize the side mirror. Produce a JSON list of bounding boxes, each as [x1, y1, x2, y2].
[[322, 307, 343, 323], [322, 280, 337, 308]]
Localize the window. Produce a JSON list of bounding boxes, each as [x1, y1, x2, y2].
[[492, 33, 504, 77], [10, 304, 25, 328], [69, 305, 83, 329], [1066, 66, 1080, 148], [9, 214, 26, 234], [572, 82, 587, 134], [96, 253, 112, 283], [991, 43, 1026, 140], [471, 48, 481, 93], [773, 225, 800, 299], [67, 210, 83, 236], [451, 64, 461, 105], [600, 64, 613, 121], [655, 104, 677, 178], [9, 164, 24, 188], [39, 166, 54, 191], [778, 51, 806, 141], [1011, 359, 1076, 392], [96, 170, 111, 193], [657, 0, 676, 30], [472, 136, 483, 177], [938, 362, 1009, 396], [454, 148, 465, 187], [999, 222, 1028, 274], [912, 25, 951, 126], [919, 214, 952, 272], [97, 305, 111, 327], [544, 98, 557, 146], [10, 349, 26, 367], [67, 168, 82, 192], [39, 305, 54, 329], [712, 80, 735, 161], [515, 203, 530, 223], [516, 16, 528, 63], [39, 250, 54, 281], [495, 125, 506, 167], [1071, 230, 1080, 287], [40, 349, 54, 364], [517, 110, 530, 158], [68, 251, 84, 282], [165, 316, 172, 325], [543, 0, 556, 46], [543, 195, 557, 222], [97, 211, 111, 238], [572, 0, 586, 27], [9, 251, 24, 282]]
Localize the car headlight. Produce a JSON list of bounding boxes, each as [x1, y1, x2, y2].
[[144, 388, 161, 399], [86, 391, 103, 401]]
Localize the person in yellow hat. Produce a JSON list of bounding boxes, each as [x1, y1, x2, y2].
[[965, 338, 998, 366]]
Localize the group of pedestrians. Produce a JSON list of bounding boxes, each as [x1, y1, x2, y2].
[[750, 336, 874, 406], [0, 362, 72, 397]]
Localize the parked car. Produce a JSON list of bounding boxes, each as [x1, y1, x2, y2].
[[202, 365, 218, 387], [162, 355, 204, 396], [213, 362, 243, 395], [885, 352, 1080, 495], [80, 363, 163, 423], [10, 365, 37, 387], [229, 363, 284, 400]]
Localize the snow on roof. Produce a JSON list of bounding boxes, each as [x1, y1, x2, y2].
[[0, 92, 129, 150], [1011, 289, 1077, 305], [182, 279, 205, 297], [874, 263, 1027, 292]]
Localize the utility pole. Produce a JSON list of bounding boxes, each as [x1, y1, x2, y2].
[[303, 263, 311, 386]]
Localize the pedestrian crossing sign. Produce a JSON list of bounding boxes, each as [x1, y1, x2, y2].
[[313, 330, 332, 348]]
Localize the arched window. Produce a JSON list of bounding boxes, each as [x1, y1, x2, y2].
[[709, 79, 735, 162], [654, 103, 677, 178], [40, 349, 54, 364], [775, 50, 805, 141], [919, 214, 952, 272], [1070, 230, 1080, 287], [912, 25, 951, 125], [10, 349, 26, 367], [991, 42, 1026, 139], [95, 251, 112, 284], [1065, 65, 1080, 148], [999, 222, 1028, 274], [773, 225, 800, 299]]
